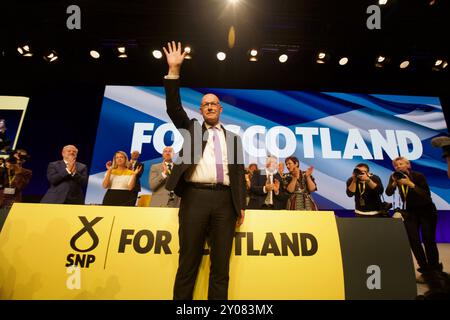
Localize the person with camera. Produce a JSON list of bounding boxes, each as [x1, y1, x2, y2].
[[385, 156, 443, 283], [346, 163, 385, 217], [0, 150, 32, 231]]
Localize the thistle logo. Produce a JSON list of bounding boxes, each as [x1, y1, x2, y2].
[[66, 216, 103, 268]]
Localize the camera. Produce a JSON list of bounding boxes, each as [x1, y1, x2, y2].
[[393, 171, 407, 180], [379, 201, 393, 217], [6, 156, 17, 165], [353, 168, 363, 176]]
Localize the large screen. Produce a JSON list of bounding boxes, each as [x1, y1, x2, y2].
[[86, 86, 449, 210], [0, 96, 29, 157]]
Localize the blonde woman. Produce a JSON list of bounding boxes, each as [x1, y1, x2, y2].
[[102, 151, 142, 206]]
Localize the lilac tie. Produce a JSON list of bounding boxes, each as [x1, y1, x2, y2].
[[212, 127, 224, 184]]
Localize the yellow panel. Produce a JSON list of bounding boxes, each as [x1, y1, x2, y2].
[[0, 204, 344, 300]]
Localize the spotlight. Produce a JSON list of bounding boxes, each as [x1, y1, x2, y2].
[[378, 0, 388, 5], [184, 46, 192, 59], [90, 50, 100, 59], [248, 49, 258, 62], [278, 54, 288, 63], [152, 50, 163, 59], [375, 55, 389, 68], [338, 57, 349, 66], [17, 45, 33, 57], [399, 60, 410, 69], [43, 50, 58, 63], [432, 58, 448, 71], [216, 51, 226, 61], [316, 52, 330, 64], [116, 46, 127, 58]]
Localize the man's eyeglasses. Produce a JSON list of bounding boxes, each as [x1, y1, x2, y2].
[[201, 101, 220, 108]]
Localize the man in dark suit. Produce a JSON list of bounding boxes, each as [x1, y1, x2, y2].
[[163, 41, 246, 300], [128, 150, 144, 206], [41, 145, 88, 204], [247, 155, 289, 210]]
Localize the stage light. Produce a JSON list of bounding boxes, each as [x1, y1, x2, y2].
[[379, 0, 388, 5], [228, 0, 240, 4], [152, 50, 163, 59], [17, 45, 33, 57], [90, 50, 100, 59], [399, 60, 410, 69], [217, 51, 226, 61], [184, 46, 192, 59], [432, 59, 448, 71], [278, 54, 288, 63], [375, 55, 388, 68], [248, 49, 258, 62], [43, 50, 58, 63], [338, 57, 349, 66], [316, 52, 330, 64], [116, 46, 127, 58]]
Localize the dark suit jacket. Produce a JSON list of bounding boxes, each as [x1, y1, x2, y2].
[[130, 160, 144, 193], [247, 170, 289, 209], [164, 78, 246, 216], [40, 160, 88, 204]]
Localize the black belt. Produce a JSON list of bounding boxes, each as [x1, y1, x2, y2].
[[188, 183, 230, 191]]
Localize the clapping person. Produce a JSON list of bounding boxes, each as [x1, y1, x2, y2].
[[149, 146, 179, 207], [283, 156, 318, 211], [102, 151, 142, 206], [41, 145, 88, 205], [247, 155, 289, 210]]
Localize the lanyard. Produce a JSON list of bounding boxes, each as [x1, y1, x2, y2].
[[358, 182, 366, 196], [7, 169, 16, 187], [401, 184, 409, 199]]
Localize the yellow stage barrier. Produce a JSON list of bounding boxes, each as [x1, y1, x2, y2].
[[0, 203, 344, 300]]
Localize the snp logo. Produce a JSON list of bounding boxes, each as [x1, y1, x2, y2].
[[66, 216, 103, 290], [66, 216, 103, 269]]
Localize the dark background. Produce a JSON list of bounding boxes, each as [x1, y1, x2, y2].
[[1, 0, 449, 202]]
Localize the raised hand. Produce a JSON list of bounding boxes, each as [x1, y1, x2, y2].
[[273, 179, 280, 192], [106, 160, 113, 171], [265, 180, 274, 192], [133, 164, 143, 175], [305, 166, 314, 177], [162, 41, 187, 76]]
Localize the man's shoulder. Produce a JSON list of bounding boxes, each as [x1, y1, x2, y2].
[[150, 162, 163, 169], [49, 160, 63, 166]]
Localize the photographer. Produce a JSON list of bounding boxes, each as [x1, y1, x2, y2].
[[385, 156, 443, 283], [346, 163, 384, 217], [0, 150, 32, 208]]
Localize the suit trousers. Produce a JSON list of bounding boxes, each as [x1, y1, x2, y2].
[[173, 186, 236, 300]]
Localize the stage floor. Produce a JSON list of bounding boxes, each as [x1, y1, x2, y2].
[[415, 243, 450, 296]]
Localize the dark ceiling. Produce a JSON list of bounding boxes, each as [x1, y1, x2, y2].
[[2, 0, 450, 94]]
